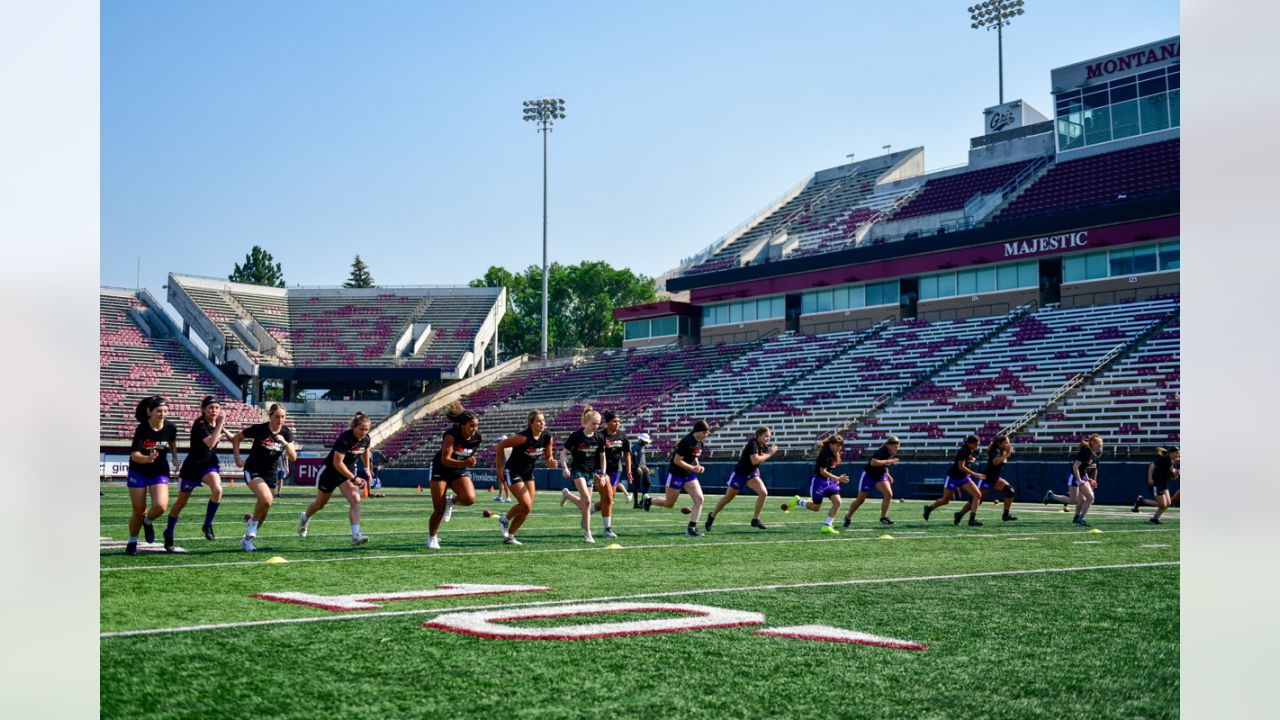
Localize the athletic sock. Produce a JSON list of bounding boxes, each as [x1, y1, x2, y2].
[[128, 534, 138, 543], [142, 516, 153, 528], [688, 521, 696, 531], [203, 501, 219, 526], [823, 516, 833, 526], [246, 519, 259, 537], [166, 515, 179, 534], [351, 523, 361, 537], [797, 500, 809, 509], [603, 517, 612, 529]]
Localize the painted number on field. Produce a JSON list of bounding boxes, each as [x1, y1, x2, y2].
[[424, 602, 764, 640], [250, 584, 552, 611]]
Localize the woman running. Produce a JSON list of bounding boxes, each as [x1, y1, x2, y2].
[[630, 433, 652, 508], [706, 427, 776, 532], [560, 406, 609, 543], [782, 434, 848, 534], [494, 435, 513, 504], [427, 401, 482, 549], [1044, 434, 1103, 526], [297, 412, 373, 546], [125, 396, 179, 555], [842, 436, 900, 527], [1132, 446, 1179, 524], [643, 420, 709, 537], [922, 434, 986, 527], [229, 404, 297, 551], [166, 395, 231, 551], [601, 411, 633, 505], [977, 434, 1018, 522], [493, 410, 557, 545]]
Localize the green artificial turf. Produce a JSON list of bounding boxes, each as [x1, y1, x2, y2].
[[100, 485, 1179, 719]]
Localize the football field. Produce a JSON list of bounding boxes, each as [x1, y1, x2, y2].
[[100, 485, 1179, 719]]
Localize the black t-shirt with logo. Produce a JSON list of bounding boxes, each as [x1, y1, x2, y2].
[[431, 426, 483, 480], [734, 438, 762, 477], [182, 418, 220, 471], [982, 448, 1007, 481], [325, 429, 371, 474], [1152, 454, 1175, 483], [814, 445, 839, 478], [863, 446, 894, 479], [506, 428, 553, 477], [947, 446, 976, 480], [668, 433, 703, 478], [129, 421, 178, 477], [243, 423, 294, 477], [1074, 445, 1099, 474], [566, 429, 605, 475], [602, 430, 630, 474]]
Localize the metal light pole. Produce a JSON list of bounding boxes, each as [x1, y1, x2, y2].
[[969, 0, 1025, 105], [522, 97, 566, 359]]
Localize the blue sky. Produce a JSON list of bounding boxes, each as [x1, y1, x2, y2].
[[102, 0, 1178, 297]]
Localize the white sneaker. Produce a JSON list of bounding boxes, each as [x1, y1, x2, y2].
[[560, 488, 571, 508], [603, 529, 618, 539], [499, 514, 510, 539], [427, 536, 441, 550], [240, 537, 256, 552], [583, 532, 595, 544], [503, 535, 523, 546], [442, 496, 455, 523], [351, 533, 369, 546], [297, 513, 309, 538]]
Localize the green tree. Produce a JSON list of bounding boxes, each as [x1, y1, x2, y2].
[[344, 255, 376, 288], [229, 246, 285, 287], [471, 261, 657, 356]]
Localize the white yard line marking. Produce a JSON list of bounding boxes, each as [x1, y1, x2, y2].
[[1071, 541, 1102, 545], [1141, 544, 1172, 548], [100, 561, 1180, 639], [101, 527, 1177, 573]]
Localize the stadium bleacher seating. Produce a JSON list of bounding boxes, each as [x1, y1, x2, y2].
[[100, 288, 262, 443], [890, 159, 1037, 220]]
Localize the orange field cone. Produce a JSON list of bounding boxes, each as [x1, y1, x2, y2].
[[363, 482, 370, 499], [417, 485, 422, 493]]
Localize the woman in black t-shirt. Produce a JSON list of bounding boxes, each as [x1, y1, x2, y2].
[[298, 412, 374, 546], [493, 409, 558, 545], [842, 436, 901, 527], [229, 403, 298, 552], [705, 427, 776, 532], [1044, 434, 1103, 526], [643, 420, 710, 538], [921, 435, 987, 527], [560, 405, 608, 544], [124, 396, 180, 555], [166, 395, 234, 549], [782, 434, 849, 533], [427, 402, 481, 549], [1133, 446, 1179, 524], [976, 434, 1018, 522]]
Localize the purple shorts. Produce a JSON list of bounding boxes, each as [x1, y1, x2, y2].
[[944, 475, 977, 493], [809, 475, 840, 502], [978, 476, 1002, 492], [126, 470, 169, 489], [858, 471, 887, 494], [179, 463, 220, 493], [1066, 472, 1085, 487], [727, 469, 759, 491], [609, 470, 624, 487], [667, 473, 698, 491]]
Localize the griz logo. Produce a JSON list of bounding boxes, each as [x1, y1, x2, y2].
[[252, 584, 926, 650], [988, 109, 1017, 133]]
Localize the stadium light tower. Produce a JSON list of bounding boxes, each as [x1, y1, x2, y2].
[[522, 97, 566, 359], [969, 0, 1026, 104]]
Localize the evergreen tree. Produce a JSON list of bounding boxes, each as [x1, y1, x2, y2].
[[229, 246, 286, 287], [344, 255, 376, 288]]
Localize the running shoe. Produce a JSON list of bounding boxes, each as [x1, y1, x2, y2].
[[1043, 490, 1056, 505], [642, 496, 652, 512], [351, 533, 369, 546], [427, 536, 441, 550], [1147, 517, 1162, 525], [163, 529, 175, 553], [142, 517, 155, 544], [297, 513, 310, 538], [879, 516, 895, 526], [1132, 495, 1144, 513], [240, 537, 256, 552], [686, 526, 703, 537], [953, 511, 964, 526], [820, 525, 839, 535], [923, 506, 933, 521], [583, 532, 595, 544], [560, 488, 571, 508], [125, 541, 137, 556], [1002, 512, 1018, 522], [442, 496, 455, 523], [751, 519, 768, 530], [781, 495, 799, 512], [704, 512, 716, 532], [602, 529, 618, 540], [968, 518, 984, 527], [202, 524, 215, 541], [843, 515, 851, 528], [499, 514, 510, 539], [504, 536, 523, 545]]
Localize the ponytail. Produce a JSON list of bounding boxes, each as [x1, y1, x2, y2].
[[445, 401, 477, 427], [135, 395, 168, 423], [1156, 446, 1179, 457], [581, 404, 599, 426], [1080, 434, 1102, 448], [821, 434, 845, 448], [350, 411, 371, 430]]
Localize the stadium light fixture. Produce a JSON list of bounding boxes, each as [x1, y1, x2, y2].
[[968, 0, 1025, 104], [522, 97, 567, 359]]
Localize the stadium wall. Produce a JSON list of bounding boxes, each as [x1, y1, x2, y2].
[[1060, 270, 1179, 308], [916, 288, 1040, 322], [379, 460, 1158, 506]]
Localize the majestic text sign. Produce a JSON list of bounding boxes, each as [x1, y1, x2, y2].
[[1003, 231, 1088, 258]]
